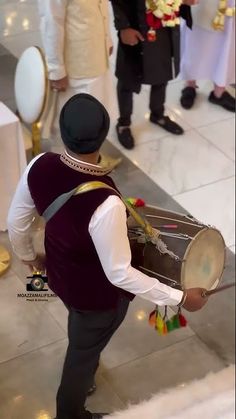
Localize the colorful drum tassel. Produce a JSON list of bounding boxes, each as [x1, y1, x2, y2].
[[178, 310, 188, 327], [125, 197, 145, 207], [149, 306, 187, 335], [156, 312, 165, 335], [149, 309, 157, 326]]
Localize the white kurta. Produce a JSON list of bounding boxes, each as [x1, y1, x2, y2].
[[180, 1, 235, 86]]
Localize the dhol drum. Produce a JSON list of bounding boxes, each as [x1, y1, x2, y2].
[[128, 205, 226, 291]]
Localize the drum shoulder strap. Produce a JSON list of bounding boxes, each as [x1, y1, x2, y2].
[[42, 180, 155, 237]]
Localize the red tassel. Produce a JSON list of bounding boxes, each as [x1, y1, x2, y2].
[[135, 198, 145, 207], [179, 313, 187, 327]]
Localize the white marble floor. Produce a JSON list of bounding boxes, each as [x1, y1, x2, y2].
[[0, 0, 234, 249]]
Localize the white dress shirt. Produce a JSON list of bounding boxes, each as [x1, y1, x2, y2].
[[38, 0, 68, 80], [7, 154, 183, 307]]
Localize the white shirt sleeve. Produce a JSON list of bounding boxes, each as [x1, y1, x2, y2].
[[89, 195, 183, 306], [37, 0, 68, 80], [7, 154, 44, 261]]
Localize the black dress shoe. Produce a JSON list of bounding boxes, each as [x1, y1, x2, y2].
[[150, 115, 184, 135], [208, 90, 235, 112], [180, 86, 197, 109], [116, 124, 135, 149]]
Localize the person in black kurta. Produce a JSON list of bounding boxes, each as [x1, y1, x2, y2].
[[110, 0, 192, 149]]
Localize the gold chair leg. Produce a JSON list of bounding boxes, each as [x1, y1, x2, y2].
[[32, 122, 41, 156]]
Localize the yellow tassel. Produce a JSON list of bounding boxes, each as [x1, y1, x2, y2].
[[156, 313, 165, 335]]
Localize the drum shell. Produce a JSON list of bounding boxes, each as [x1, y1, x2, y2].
[[128, 205, 226, 291]]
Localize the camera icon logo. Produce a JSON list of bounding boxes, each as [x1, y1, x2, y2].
[[26, 272, 48, 292]]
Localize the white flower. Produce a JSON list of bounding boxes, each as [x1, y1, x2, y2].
[[153, 9, 164, 17], [166, 20, 176, 26], [146, 0, 182, 27]]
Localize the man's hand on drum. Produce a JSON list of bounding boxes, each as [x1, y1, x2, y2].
[[50, 76, 69, 92], [182, 288, 209, 312]]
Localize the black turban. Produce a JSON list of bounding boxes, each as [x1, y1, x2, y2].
[[59, 93, 110, 154]]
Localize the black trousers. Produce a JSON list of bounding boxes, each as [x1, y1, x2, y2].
[[117, 80, 167, 126], [56, 297, 130, 419]]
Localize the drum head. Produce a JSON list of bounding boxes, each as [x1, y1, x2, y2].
[[181, 228, 225, 290], [14, 46, 48, 124]]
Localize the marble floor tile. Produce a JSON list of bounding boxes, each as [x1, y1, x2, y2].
[[102, 336, 225, 405], [0, 2, 39, 38], [109, 129, 235, 196], [0, 339, 124, 419], [0, 53, 16, 100], [175, 177, 235, 247], [101, 296, 194, 369], [44, 299, 68, 333], [0, 30, 42, 58], [0, 225, 45, 285], [102, 143, 187, 212], [86, 375, 125, 414], [2, 96, 16, 112], [0, 339, 66, 419], [0, 42, 8, 55], [0, 274, 65, 363], [197, 117, 235, 161], [188, 319, 235, 365]]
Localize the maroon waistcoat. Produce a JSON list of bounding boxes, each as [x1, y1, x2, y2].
[[28, 152, 134, 310]]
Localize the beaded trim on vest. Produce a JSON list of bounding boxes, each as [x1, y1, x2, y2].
[[60, 150, 112, 176]]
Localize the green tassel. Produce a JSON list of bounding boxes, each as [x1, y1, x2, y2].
[[166, 319, 174, 332], [172, 314, 180, 329]]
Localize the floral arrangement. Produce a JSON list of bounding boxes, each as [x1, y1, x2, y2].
[[212, 0, 235, 31], [146, 0, 182, 40]]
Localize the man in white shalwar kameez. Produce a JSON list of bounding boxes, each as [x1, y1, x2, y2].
[[180, 0, 235, 111], [37, 0, 120, 168]]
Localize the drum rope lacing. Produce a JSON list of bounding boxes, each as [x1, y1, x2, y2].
[[139, 266, 180, 287], [129, 227, 194, 241], [145, 213, 205, 228], [72, 182, 181, 261]]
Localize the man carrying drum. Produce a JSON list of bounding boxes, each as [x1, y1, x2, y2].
[[7, 94, 207, 419]]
